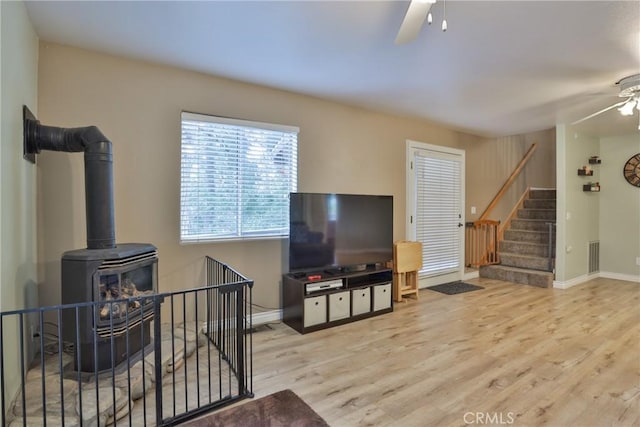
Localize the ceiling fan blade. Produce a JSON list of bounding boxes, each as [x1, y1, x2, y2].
[[571, 99, 629, 125], [395, 0, 436, 45]]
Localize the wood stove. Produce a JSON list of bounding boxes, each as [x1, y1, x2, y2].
[[61, 244, 157, 372], [23, 107, 159, 372]]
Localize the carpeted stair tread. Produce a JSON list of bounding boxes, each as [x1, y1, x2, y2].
[[479, 264, 553, 288], [500, 252, 549, 260], [503, 229, 551, 244], [510, 219, 555, 232], [523, 199, 556, 209], [499, 252, 552, 271], [481, 264, 553, 278], [500, 240, 549, 257], [528, 189, 557, 199], [517, 209, 556, 220], [481, 264, 554, 275]]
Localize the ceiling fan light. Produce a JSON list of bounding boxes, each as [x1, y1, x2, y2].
[[442, 0, 447, 32], [618, 99, 636, 116]]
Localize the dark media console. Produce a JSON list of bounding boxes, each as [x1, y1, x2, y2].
[[282, 266, 393, 334]]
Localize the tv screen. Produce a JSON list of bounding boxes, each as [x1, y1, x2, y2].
[[289, 192, 393, 272]]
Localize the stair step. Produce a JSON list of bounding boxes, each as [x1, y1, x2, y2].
[[500, 240, 549, 257], [523, 199, 556, 209], [500, 253, 552, 271], [510, 219, 553, 232], [529, 189, 556, 200], [504, 229, 552, 244], [479, 265, 554, 288], [517, 209, 556, 220]]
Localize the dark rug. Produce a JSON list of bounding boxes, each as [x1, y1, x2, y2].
[[427, 281, 484, 295], [182, 389, 330, 427]]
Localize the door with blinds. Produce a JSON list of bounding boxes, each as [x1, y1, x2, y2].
[[406, 141, 465, 287]]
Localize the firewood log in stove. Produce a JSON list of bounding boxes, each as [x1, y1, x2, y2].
[[100, 291, 112, 318]]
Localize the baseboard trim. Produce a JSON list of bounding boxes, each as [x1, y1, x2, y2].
[[554, 271, 640, 289], [598, 271, 640, 283], [553, 273, 597, 289], [201, 309, 283, 333], [463, 270, 480, 280], [251, 309, 283, 325]]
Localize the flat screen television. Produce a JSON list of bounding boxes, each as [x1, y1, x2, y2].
[[289, 192, 393, 272]]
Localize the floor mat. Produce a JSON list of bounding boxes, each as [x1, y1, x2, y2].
[[182, 389, 329, 427], [427, 281, 484, 295]]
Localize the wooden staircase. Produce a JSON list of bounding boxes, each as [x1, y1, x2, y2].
[[479, 189, 556, 288]]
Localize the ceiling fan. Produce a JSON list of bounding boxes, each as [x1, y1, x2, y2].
[[571, 74, 640, 128], [395, 0, 446, 45]]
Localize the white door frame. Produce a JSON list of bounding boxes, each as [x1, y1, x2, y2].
[[406, 140, 466, 287]]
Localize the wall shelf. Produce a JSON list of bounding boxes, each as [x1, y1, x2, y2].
[[581, 157, 601, 191]]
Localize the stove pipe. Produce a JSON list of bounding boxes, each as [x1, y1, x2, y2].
[[25, 119, 115, 249]]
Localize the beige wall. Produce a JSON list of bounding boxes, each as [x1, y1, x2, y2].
[[0, 0, 39, 410], [37, 42, 492, 311]]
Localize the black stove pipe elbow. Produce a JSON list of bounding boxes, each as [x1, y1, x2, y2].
[[26, 123, 109, 154], [25, 117, 116, 250]]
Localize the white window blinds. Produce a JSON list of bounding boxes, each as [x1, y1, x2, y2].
[[414, 151, 462, 276], [180, 112, 298, 242]]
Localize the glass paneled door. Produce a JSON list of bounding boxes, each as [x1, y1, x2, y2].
[[406, 141, 465, 287]]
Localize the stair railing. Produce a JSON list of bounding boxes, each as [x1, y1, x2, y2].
[[479, 143, 538, 221], [546, 222, 556, 272], [465, 220, 500, 267], [465, 143, 538, 268], [498, 187, 531, 241]]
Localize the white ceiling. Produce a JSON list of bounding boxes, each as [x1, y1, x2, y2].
[[25, 0, 640, 138]]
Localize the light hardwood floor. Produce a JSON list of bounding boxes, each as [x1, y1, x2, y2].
[[249, 277, 639, 426]]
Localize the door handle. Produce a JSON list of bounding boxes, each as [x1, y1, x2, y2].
[[458, 222, 464, 227]]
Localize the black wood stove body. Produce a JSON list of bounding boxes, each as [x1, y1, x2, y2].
[[61, 243, 158, 372]]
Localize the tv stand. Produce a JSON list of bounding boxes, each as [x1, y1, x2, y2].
[[282, 266, 393, 334]]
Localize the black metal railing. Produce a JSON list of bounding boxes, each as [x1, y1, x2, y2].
[[0, 257, 253, 426]]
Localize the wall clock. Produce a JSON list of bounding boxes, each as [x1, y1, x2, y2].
[[623, 153, 640, 187]]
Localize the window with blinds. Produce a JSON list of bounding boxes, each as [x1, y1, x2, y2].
[[414, 151, 462, 276], [180, 112, 298, 242]]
